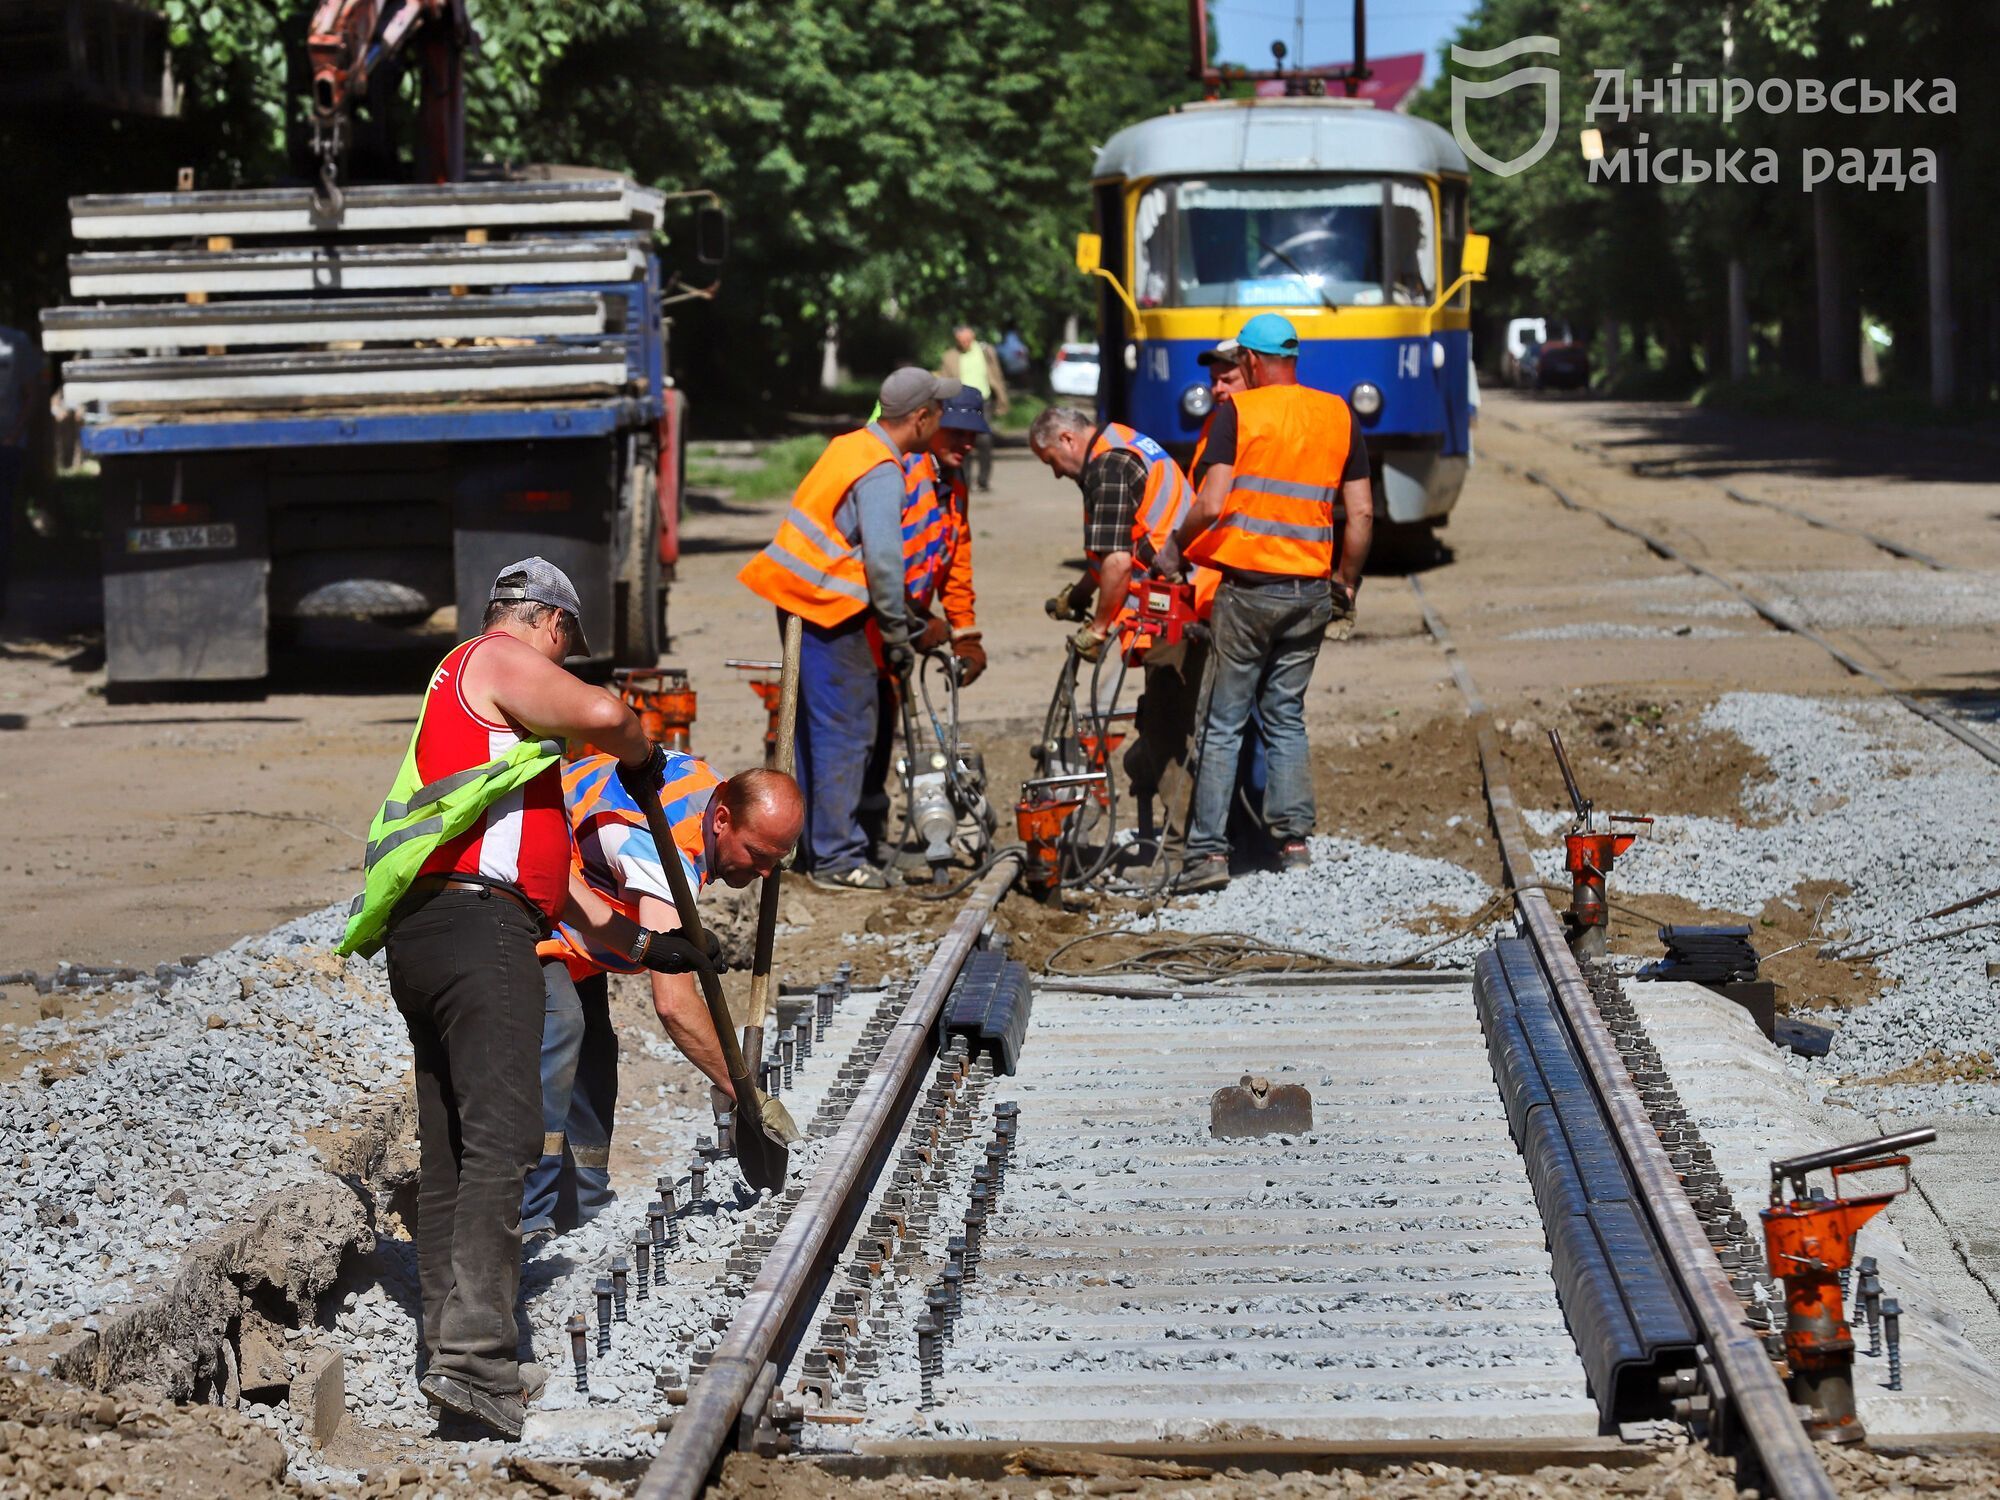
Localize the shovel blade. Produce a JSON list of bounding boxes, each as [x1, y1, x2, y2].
[[1209, 1074, 1313, 1140]]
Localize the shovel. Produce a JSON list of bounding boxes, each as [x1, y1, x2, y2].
[[630, 776, 798, 1193], [741, 612, 803, 1069]]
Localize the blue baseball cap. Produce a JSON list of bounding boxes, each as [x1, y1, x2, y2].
[[938, 387, 991, 435], [1236, 313, 1300, 356]]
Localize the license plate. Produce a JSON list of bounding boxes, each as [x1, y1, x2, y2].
[[126, 523, 237, 554]]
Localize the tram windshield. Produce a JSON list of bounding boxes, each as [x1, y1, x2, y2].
[[1134, 175, 1436, 310]]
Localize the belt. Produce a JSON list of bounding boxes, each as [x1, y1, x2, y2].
[[406, 874, 548, 927]]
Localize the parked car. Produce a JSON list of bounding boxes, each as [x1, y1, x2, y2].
[[1529, 337, 1590, 390], [1049, 342, 1100, 399], [1500, 317, 1546, 386]]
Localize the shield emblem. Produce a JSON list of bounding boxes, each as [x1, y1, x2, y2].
[[1450, 36, 1562, 179]]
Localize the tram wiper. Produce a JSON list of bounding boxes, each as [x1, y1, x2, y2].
[[1256, 237, 1339, 315]]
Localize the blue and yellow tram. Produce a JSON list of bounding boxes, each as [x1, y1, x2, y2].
[[1076, 97, 1488, 527]]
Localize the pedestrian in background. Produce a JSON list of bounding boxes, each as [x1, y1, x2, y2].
[[937, 324, 1009, 492], [1161, 314, 1373, 893]]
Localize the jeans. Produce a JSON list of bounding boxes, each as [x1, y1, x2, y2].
[[520, 965, 617, 1237], [1188, 576, 1334, 861], [792, 612, 882, 873], [384, 886, 546, 1398], [1123, 642, 1207, 849], [972, 432, 994, 491]]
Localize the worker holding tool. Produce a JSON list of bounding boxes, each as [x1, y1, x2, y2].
[[522, 755, 803, 1244], [1159, 314, 1374, 892], [339, 558, 708, 1439], [738, 368, 960, 890], [1028, 405, 1208, 850], [903, 386, 989, 686]]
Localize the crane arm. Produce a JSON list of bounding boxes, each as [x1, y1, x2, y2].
[[307, 0, 468, 212]]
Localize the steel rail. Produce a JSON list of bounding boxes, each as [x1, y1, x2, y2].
[[1514, 467, 2000, 772], [1410, 578, 1838, 1500], [636, 853, 1022, 1500], [1489, 415, 1953, 572]]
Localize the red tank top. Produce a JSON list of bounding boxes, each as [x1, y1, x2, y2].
[[413, 633, 570, 918]]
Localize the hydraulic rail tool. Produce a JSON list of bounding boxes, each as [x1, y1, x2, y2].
[[1016, 773, 1107, 901], [1761, 1127, 1936, 1438], [1548, 728, 1652, 961]]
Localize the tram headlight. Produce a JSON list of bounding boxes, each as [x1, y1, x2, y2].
[[1349, 381, 1384, 419], [1180, 383, 1213, 420]]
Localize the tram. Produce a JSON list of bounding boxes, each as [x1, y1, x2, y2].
[[1076, 97, 1488, 529]]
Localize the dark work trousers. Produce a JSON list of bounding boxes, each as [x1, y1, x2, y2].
[[385, 887, 546, 1399], [859, 673, 897, 864], [791, 611, 883, 874], [1188, 576, 1334, 861], [520, 965, 618, 1237], [1123, 640, 1208, 852], [972, 431, 994, 491]]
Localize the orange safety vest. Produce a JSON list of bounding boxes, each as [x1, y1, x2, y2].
[[1184, 384, 1350, 579], [738, 426, 899, 628], [538, 751, 717, 980], [900, 453, 951, 606]]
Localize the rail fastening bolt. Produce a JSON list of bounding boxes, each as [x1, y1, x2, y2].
[[690, 1158, 707, 1201], [943, 1263, 963, 1323], [780, 1027, 797, 1089], [927, 1284, 951, 1343], [566, 1313, 590, 1392], [1858, 1257, 1883, 1356], [634, 1232, 651, 1300], [1883, 1298, 1903, 1389], [947, 1235, 966, 1284], [986, 1141, 1007, 1193], [717, 1110, 735, 1155], [964, 1206, 986, 1275], [595, 1278, 614, 1355], [648, 1201, 670, 1274], [916, 1315, 939, 1407]]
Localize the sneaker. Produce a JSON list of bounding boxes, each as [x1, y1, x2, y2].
[[420, 1372, 526, 1439], [1177, 854, 1230, 894], [1279, 840, 1313, 872], [810, 864, 892, 892]]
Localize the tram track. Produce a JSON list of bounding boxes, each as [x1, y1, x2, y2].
[[612, 636, 1855, 1495]]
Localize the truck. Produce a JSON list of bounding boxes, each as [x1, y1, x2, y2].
[[36, 1, 722, 689]]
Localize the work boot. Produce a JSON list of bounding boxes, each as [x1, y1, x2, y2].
[[810, 864, 893, 892], [1177, 854, 1230, 894], [420, 1372, 526, 1439], [1279, 840, 1313, 872], [519, 1362, 551, 1405]]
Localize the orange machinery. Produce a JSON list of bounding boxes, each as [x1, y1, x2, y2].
[[1761, 1127, 1935, 1438], [614, 667, 697, 751]]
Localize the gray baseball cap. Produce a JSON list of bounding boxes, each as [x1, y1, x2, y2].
[[1197, 338, 1242, 369], [490, 556, 590, 656], [879, 368, 962, 420]]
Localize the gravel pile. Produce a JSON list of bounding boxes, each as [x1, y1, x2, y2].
[[1524, 692, 2000, 1115], [1157, 836, 1500, 966], [1745, 567, 2000, 631], [0, 905, 406, 1338]]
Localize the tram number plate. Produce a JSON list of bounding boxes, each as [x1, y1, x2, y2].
[[126, 523, 237, 554]]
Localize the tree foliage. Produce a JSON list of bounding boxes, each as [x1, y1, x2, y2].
[[1409, 0, 1995, 398]]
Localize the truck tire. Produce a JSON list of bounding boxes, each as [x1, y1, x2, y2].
[[615, 452, 663, 666]]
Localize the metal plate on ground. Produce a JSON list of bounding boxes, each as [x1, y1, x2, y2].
[[1209, 1074, 1313, 1138]]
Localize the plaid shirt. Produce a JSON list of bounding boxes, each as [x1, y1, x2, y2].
[[1080, 448, 1149, 557]]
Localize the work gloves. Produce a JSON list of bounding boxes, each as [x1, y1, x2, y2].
[[915, 614, 951, 653], [1070, 623, 1110, 663], [1045, 578, 1094, 623], [1327, 579, 1357, 643], [634, 927, 726, 975], [617, 743, 669, 800], [952, 632, 987, 686], [1151, 537, 1185, 583]]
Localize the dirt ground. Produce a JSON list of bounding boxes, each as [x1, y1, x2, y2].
[[5, 386, 1998, 1014], [3, 390, 1999, 1489]]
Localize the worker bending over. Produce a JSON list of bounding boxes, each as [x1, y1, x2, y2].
[[1161, 314, 1373, 892], [739, 369, 960, 890], [340, 559, 707, 1438], [523, 756, 803, 1242], [1028, 406, 1206, 849]]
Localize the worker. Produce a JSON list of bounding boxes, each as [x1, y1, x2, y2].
[[1189, 339, 1247, 479], [738, 368, 960, 890], [1159, 313, 1373, 893], [523, 755, 804, 1243], [339, 558, 717, 1439], [1026, 406, 1204, 851], [937, 324, 1009, 491], [903, 386, 989, 686]]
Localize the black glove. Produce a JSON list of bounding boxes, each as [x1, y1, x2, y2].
[[883, 637, 914, 675], [635, 927, 725, 975], [617, 743, 668, 801], [1045, 579, 1094, 623]]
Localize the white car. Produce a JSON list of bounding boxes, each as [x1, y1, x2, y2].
[[1049, 342, 1100, 398]]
